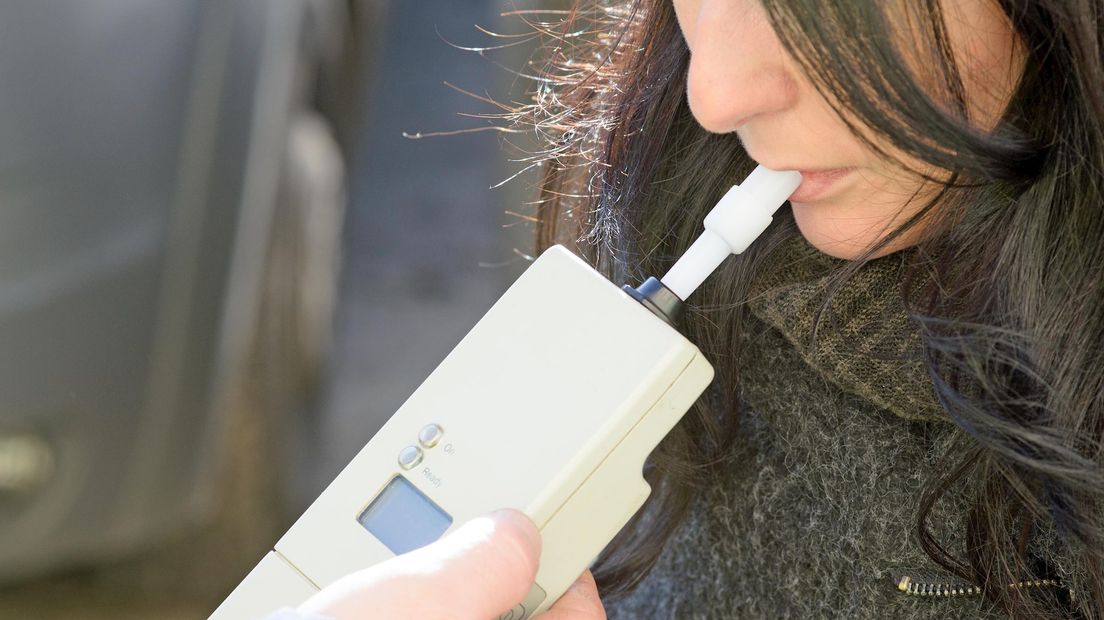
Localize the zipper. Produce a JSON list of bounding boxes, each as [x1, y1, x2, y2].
[[896, 573, 1069, 598]]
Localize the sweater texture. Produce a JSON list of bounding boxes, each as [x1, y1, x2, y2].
[[604, 234, 1077, 619]]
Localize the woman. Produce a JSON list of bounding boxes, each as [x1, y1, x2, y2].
[[523, 0, 1100, 617], [288, 0, 1103, 617]]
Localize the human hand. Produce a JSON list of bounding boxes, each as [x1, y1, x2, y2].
[[296, 509, 605, 619]]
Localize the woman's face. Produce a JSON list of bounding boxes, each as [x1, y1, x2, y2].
[[671, 0, 1024, 258]]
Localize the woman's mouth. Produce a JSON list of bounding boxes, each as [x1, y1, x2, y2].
[[787, 167, 856, 203]]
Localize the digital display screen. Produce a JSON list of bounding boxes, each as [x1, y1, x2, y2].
[[358, 476, 453, 555]]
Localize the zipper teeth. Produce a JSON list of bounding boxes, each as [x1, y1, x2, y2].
[[896, 575, 1068, 597]]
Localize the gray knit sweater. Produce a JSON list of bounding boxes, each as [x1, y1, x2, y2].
[[604, 236, 1078, 619]]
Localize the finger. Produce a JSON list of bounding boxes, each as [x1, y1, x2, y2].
[[299, 509, 541, 620], [534, 571, 606, 620], [407, 508, 542, 616]]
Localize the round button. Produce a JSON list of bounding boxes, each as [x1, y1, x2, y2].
[[398, 445, 423, 470], [418, 423, 444, 448]]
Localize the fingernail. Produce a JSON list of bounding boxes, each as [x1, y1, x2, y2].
[[489, 509, 541, 552]]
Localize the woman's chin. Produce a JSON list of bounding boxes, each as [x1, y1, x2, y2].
[[791, 200, 918, 260]]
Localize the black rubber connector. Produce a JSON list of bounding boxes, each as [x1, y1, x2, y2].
[[623, 277, 684, 326]]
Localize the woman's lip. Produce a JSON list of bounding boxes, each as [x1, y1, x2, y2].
[[788, 167, 856, 203]]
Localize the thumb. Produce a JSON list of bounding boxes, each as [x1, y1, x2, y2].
[[299, 509, 541, 620]]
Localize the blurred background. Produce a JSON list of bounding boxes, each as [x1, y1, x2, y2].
[[0, 0, 542, 617]]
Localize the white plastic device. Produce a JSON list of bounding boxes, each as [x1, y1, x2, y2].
[[662, 165, 803, 300], [209, 166, 800, 620]]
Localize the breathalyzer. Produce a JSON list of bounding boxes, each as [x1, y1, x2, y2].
[[210, 165, 802, 619]]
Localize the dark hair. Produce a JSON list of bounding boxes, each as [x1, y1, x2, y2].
[[505, 1, 1104, 617]]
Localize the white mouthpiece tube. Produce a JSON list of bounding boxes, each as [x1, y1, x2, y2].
[[661, 165, 802, 300]]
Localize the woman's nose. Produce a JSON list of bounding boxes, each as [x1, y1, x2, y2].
[[683, 0, 800, 133]]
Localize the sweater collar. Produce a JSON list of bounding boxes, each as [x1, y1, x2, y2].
[[745, 233, 946, 422]]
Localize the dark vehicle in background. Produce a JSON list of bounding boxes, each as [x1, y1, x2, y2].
[[0, 0, 366, 609]]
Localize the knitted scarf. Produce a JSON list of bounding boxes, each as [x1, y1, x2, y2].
[[746, 233, 945, 423]]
